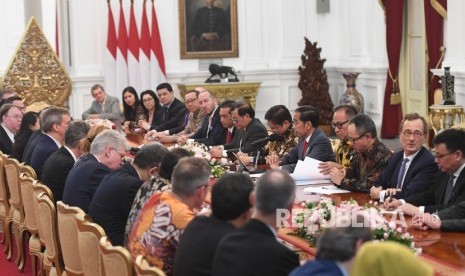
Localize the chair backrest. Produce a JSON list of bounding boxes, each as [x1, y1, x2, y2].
[[76, 216, 106, 276], [99, 236, 134, 276], [134, 255, 166, 276], [4, 157, 22, 209], [32, 182, 54, 245], [19, 163, 37, 179], [19, 173, 38, 233], [57, 201, 87, 275], [0, 152, 10, 215], [36, 191, 64, 275]]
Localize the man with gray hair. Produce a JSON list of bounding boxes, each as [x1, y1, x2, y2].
[[128, 157, 211, 275], [62, 129, 126, 213], [89, 142, 168, 246], [290, 222, 372, 276], [212, 170, 299, 276], [30, 106, 71, 179], [41, 121, 90, 202]]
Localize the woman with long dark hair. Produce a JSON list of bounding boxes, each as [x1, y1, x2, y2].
[[121, 86, 144, 130], [12, 111, 40, 161], [138, 90, 163, 131]]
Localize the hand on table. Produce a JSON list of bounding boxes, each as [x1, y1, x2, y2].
[[384, 197, 402, 210], [210, 147, 223, 158], [397, 203, 420, 216], [266, 153, 280, 169], [318, 161, 342, 175], [412, 213, 441, 230], [329, 168, 344, 185], [236, 152, 251, 165], [369, 186, 383, 200]]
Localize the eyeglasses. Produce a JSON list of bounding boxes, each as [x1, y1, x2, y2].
[[110, 147, 125, 160], [348, 133, 366, 143], [330, 120, 349, 130], [142, 98, 154, 103], [402, 130, 424, 138], [6, 114, 23, 120], [184, 99, 197, 104], [232, 116, 242, 123], [433, 151, 455, 159]]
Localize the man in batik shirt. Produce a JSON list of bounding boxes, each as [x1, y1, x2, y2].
[[128, 157, 211, 275], [319, 105, 358, 174], [330, 114, 392, 192]]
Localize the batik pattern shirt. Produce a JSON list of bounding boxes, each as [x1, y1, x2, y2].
[[265, 126, 298, 158], [128, 192, 194, 275], [331, 138, 356, 169], [340, 139, 392, 192]]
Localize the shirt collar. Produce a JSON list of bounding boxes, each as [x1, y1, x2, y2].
[[64, 146, 77, 162], [44, 133, 62, 148], [403, 148, 421, 162], [1, 123, 15, 142], [453, 162, 465, 178]]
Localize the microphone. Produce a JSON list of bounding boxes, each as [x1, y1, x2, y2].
[[250, 133, 283, 146]]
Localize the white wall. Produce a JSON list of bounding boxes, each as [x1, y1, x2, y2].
[[2, 0, 463, 131]]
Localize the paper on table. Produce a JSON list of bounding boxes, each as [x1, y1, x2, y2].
[[291, 157, 330, 181], [295, 179, 333, 186], [303, 185, 350, 195]]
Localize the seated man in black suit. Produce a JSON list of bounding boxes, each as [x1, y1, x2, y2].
[[30, 107, 71, 179], [41, 121, 90, 202], [89, 142, 168, 246], [212, 170, 300, 276], [186, 90, 225, 146], [268, 105, 335, 173], [386, 128, 465, 216], [412, 201, 465, 232], [62, 130, 127, 213], [330, 114, 392, 192], [210, 101, 268, 158], [370, 113, 438, 201], [152, 82, 187, 132], [174, 173, 254, 276], [0, 104, 22, 155]]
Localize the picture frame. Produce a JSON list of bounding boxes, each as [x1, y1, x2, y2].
[[179, 0, 238, 59]]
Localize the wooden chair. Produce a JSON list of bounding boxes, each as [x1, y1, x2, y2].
[[134, 255, 166, 276], [57, 201, 88, 276], [99, 236, 134, 276], [36, 191, 64, 275], [0, 152, 12, 260], [19, 173, 43, 276], [76, 216, 106, 276]]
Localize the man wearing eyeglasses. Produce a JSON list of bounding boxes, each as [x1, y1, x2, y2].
[[370, 113, 438, 201], [386, 128, 465, 216], [330, 114, 392, 192], [0, 104, 22, 154], [319, 105, 358, 175]]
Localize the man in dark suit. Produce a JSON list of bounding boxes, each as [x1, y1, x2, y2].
[[269, 105, 335, 173], [387, 128, 465, 216], [217, 100, 236, 145], [89, 142, 168, 246], [174, 173, 254, 276], [412, 201, 465, 232], [152, 83, 187, 132], [290, 223, 372, 276], [210, 101, 268, 158], [370, 113, 439, 201], [0, 104, 22, 155], [41, 121, 90, 202], [212, 170, 299, 276], [22, 130, 42, 164], [30, 107, 71, 179], [189, 91, 225, 146], [62, 130, 127, 213]]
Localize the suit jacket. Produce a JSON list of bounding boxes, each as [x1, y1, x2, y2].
[[212, 219, 299, 276], [88, 162, 142, 246], [223, 118, 268, 154], [375, 147, 439, 199], [153, 98, 187, 132], [174, 216, 236, 276], [41, 146, 75, 203], [438, 201, 465, 232], [280, 128, 336, 173], [22, 130, 42, 164], [290, 260, 345, 276], [0, 125, 13, 155], [82, 95, 121, 121], [191, 106, 224, 146], [62, 154, 110, 213], [405, 168, 465, 213], [30, 134, 59, 179]]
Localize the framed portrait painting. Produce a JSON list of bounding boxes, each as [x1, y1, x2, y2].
[[179, 0, 238, 59]]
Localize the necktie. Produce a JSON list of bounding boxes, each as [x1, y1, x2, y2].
[[301, 140, 308, 160], [206, 116, 213, 138], [162, 106, 169, 122], [396, 158, 409, 189], [443, 175, 456, 204], [226, 130, 232, 144]]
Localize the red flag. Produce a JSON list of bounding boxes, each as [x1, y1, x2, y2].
[[107, 0, 117, 59], [128, 0, 141, 90], [116, 0, 129, 97], [140, 0, 151, 59], [151, 0, 165, 75], [140, 0, 152, 90], [104, 0, 118, 97], [117, 0, 128, 63]]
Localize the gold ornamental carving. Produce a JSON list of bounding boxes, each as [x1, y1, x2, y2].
[[2, 17, 72, 107], [178, 82, 261, 109]]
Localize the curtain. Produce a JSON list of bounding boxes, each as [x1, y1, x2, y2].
[[424, 0, 447, 106], [380, 0, 404, 138]]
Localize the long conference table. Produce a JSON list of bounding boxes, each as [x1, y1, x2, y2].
[[126, 133, 465, 275]]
